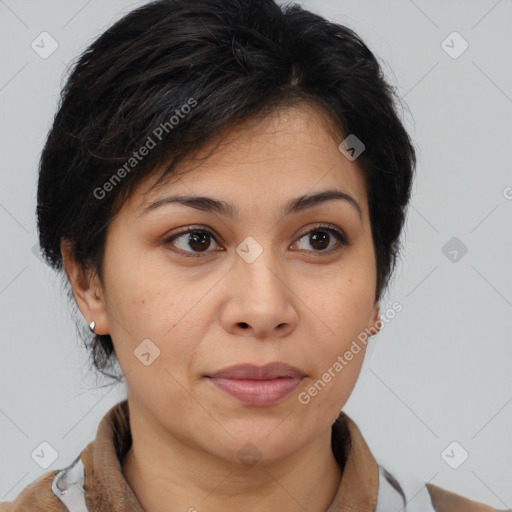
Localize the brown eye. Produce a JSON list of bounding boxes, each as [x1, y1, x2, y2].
[[164, 223, 348, 259], [165, 227, 219, 257], [293, 225, 348, 254]]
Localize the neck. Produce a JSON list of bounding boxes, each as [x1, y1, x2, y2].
[[122, 402, 343, 512]]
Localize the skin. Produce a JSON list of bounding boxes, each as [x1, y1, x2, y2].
[[62, 103, 381, 512]]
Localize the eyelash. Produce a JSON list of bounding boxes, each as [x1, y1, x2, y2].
[[163, 223, 349, 259]]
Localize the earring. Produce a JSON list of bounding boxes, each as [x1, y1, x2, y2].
[[89, 320, 96, 333]]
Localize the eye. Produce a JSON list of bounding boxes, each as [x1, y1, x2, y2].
[[164, 226, 221, 258], [164, 223, 349, 258], [292, 224, 348, 254]]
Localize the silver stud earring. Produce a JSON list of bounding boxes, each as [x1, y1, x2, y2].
[[89, 320, 96, 333]]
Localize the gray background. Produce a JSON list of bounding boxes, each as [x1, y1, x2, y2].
[[0, 0, 511, 508]]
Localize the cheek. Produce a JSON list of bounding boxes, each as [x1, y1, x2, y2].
[[301, 269, 374, 382], [109, 288, 200, 407], [104, 268, 209, 384], [316, 273, 375, 336], [103, 241, 178, 336]]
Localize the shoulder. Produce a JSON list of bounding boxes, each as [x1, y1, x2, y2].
[[0, 469, 67, 512], [378, 464, 508, 512], [426, 482, 510, 512]]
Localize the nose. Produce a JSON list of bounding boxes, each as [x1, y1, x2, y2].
[[220, 246, 298, 340]]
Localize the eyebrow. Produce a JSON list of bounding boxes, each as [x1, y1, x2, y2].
[[140, 189, 363, 223]]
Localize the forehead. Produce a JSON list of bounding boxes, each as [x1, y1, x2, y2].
[[131, 104, 368, 217]]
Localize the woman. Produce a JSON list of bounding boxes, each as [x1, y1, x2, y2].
[[0, 0, 505, 511]]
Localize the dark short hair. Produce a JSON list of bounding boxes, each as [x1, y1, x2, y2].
[[37, 0, 416, 381]]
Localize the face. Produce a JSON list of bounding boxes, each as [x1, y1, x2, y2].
[[68, 104, 380, 465]]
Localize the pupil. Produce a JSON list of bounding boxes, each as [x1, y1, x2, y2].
[[311, 231, 329, 250], [189, 232, 210, 251]]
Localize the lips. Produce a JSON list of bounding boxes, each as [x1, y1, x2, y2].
[[207, 362, 307, 380], [205, 362, 306, 406]]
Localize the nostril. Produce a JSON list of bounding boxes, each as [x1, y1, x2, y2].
[[239, 322, 249, 329]]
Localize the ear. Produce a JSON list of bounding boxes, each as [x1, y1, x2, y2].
[[367, 302, 381, 337], [60, 239, 110, 335]]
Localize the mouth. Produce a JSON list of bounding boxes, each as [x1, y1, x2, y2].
[[205, 362, 306, 406]]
